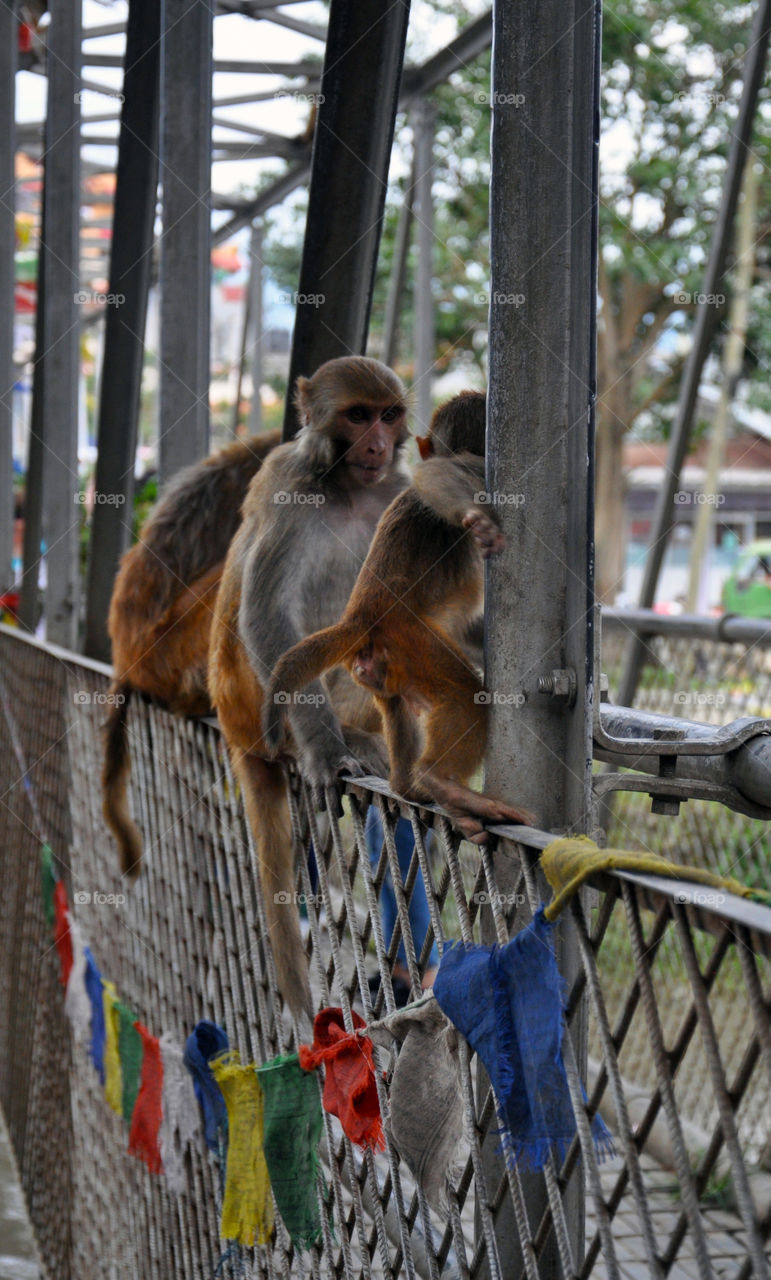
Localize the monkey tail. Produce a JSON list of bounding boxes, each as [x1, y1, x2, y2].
[[102, 683, 143, 879], [263, 622, 367, 753], [233, 753, 313, 1022]]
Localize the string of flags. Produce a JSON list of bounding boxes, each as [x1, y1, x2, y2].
[[39, 842, 615, 1254]]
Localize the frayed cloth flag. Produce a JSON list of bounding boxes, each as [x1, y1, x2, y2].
[[257, 1053, 323, 1250], [369, 997, 469, 1215], [84, 947, 106, 1083], [210, 1051, 273, 1247], [117, 1000, 143, 1122], [159, 1031, 201, 1195], [299, 1008, 384, 1151], [129, 1022, 164, 1174], [64, 919, 91, 1045], [40, 844, 56, 930], [53, 881, 73, 987], [541, 835, 771, 916], [433, 908, 614, 1172], [184, 1020, 229, 1152], [102, 980, 123, 1115]]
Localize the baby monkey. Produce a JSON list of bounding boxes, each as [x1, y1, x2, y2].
[[264, 391, 535, 841]]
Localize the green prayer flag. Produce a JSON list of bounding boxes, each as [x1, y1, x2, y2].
[[256, 1052, 323, 1251], [116, 1001, 143, 1121], [40, 844, 56, 930]]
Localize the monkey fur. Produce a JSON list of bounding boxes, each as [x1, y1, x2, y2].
[[208, 356, 411, 1019], [264, 391, 535, 843], [103, 429, 280, 877]]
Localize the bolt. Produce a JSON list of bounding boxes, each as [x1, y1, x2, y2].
[[537, 668, 577, 706]]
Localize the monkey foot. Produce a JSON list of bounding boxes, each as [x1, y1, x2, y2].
[[423, 775, 535, 844]]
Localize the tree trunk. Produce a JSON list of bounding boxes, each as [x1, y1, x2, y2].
[[685, 161, 757, 612], [595, 402, 627, 603]]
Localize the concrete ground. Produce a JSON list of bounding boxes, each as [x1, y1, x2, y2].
[[0, 1110, 40, 1280], [0, 1100, 765, 1278]]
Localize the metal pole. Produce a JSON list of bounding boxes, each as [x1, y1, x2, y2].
[[18, 217, 45, 634], [232, 219, 264, 438], [83, 0, 162, 662], [618, 0, 771, 706], [0, 1, 16, 593], [485, 0, 600, 1272], [412, 100, 436, 434], [159, 0, 213, 479], [39, 0, 82, 648], [282, 0, 411, 439], [381, 153, 416, 368], [247, 221, 264, 435]]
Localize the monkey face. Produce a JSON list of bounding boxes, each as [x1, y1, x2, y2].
[[335, 402, 407, 486]]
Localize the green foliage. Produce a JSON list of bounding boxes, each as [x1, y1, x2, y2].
[[598, 0, 771, 435], [256, 0, 771, 423], [132, 474, 158, 541]]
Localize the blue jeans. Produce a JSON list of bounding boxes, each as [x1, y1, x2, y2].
[[365, 807, 439, 970]]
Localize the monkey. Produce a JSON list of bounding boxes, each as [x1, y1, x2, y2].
[[103, 429, 281, 877], [263, 390, 535, 844], [208, 356, 412, 1020]]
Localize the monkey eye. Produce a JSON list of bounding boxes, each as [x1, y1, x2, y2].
[[381, 405, 403, 423], [345, 405, 369, 424]]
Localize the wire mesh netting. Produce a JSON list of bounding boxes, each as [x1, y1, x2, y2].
[[602, 627, 771, 888], [0, 625, 769, 1279]]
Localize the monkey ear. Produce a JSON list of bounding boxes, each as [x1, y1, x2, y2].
[[294, 376, 312, 426], [416, 435, 434, 460]]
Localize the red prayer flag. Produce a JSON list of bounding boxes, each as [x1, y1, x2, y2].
[[53, 881, 73, 987], [299, 1007, 384, 1151], [129, 1022, 164, 1174]]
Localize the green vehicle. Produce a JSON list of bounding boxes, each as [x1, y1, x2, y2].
[[721, 539, 771, 618]]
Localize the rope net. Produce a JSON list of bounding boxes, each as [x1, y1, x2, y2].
[[0, 626, 768, 1279]]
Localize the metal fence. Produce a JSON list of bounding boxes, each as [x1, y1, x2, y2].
[[0, 624, 769, 1279], [602, 625, 771, 888]]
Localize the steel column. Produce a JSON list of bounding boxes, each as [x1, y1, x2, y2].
[[159, 0, 214, 479], [412, 100, 436, 434], [381, 154, 416, 368], [282, 0, 411, 438], [18, 220, 45, 633], [485, 0, 600, 1272], [247, 221, 264, 434], [83, 0, 162, 662], [232, 220, 264, 437], [0, 1, 16, 594], [38, 0, 82, 648]]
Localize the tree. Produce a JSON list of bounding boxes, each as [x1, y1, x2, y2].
[[256, 0, 771, 609], [596, 0, 764, 600]]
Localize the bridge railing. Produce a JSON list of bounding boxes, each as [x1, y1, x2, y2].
[[0, 624, 768, 1279]]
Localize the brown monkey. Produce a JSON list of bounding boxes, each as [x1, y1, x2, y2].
[[264, 391, 535, 842], [208, 356, 411, 1019], [104, 429, 280, 876]]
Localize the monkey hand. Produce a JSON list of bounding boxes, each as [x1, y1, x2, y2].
[[417, 773, 535, 844], [462, 510, 504, 558]]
